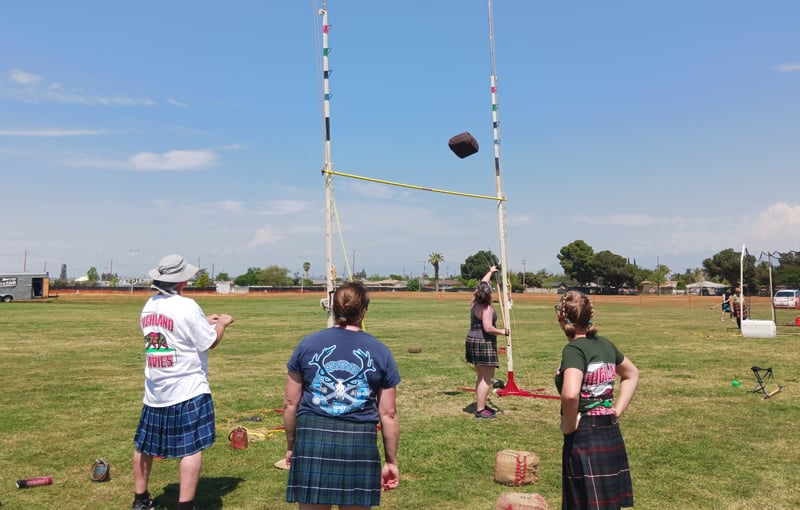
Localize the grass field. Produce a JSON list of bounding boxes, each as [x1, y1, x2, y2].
[[1, 291, 799, 510]]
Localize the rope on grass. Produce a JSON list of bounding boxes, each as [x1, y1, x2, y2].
[[219, 408, 286, 441]]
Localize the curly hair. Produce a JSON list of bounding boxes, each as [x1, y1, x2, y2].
[[556, 290, 598, 339]]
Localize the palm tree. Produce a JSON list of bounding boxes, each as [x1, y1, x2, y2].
[[428, 252, 444, 292], [302, 261, 311, 280]]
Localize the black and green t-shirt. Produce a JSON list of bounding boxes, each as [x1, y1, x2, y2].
[[554, 336, 624, 416]]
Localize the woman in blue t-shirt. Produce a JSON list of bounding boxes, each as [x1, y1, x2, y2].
[[283, 282, 401, 509], [554, 290, 639, 510]]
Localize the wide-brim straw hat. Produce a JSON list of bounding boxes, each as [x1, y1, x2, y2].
[[148, 254, 199, 282]]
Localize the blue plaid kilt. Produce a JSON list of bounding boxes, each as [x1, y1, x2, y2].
[[286, 412, 381, 507], [133, 393, 216, 458], [563, 415, 634, 509], [465, 334, 499, 367]]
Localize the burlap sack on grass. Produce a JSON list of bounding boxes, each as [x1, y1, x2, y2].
[[493, 449, 539, 486], [495, 492, 550, 510]]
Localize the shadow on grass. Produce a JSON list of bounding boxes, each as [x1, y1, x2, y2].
[[157, 476, 242, 509], [442, 388, 509, 415]]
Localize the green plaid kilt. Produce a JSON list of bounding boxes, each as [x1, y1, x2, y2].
[[286, 412, 381, 507], [563, 415, 634, 509]]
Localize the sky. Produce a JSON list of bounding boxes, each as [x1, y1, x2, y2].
[[2, 1, 799, 281]]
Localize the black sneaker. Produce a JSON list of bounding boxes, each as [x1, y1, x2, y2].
[[132, 497, 159, 510], [474, 408, 497, 420]]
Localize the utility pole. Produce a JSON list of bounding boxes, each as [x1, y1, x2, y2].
[[657, 256, 660, 296], [522, 259, 526, 288]]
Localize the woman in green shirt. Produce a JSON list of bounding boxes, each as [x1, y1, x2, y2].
[[555, 290, 639, 509]]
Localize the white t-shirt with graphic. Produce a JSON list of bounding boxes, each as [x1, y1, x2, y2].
[[140, 294, 218, 407]]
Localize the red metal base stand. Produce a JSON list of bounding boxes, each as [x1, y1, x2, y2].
[[495, 371, 560, 400]]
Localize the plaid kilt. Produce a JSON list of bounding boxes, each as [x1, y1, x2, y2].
[[465, 333, 499, 367], [732, 302, 748, 319], [133, 393, 215, 458], [563, 415, 633, 509], [286, 412, 382, 507]]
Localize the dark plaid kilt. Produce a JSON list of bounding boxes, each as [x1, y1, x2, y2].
[[732, 302, 748, 319], [465, 334, 499, 367], [562, 415, 633, 509], [133, 393, 216, 459], [286, 412, 382, 507]]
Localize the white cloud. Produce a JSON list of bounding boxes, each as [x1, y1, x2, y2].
[[168, 98, 188, 107], [248, 227, 283, 248], [70, 149, 218, 171], [752, 202, 800, 238], [9, 69, 41, 85], [21, 88, 155, 106], [129, 150, 217, 171], [580, 214, 673, 227], [550, 202, 800, 270], [348, 180, 399, 200], [258, 200, 308, 216], [217, 200, 244, 212], [4, 68, 154, 106], [0, 128, 107, 137], [775, 62, 800, 73]]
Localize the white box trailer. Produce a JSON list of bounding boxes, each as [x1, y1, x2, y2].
[[0, 273, 51, 302]]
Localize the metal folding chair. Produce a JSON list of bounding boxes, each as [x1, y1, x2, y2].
[[750, 366, 783, 399]]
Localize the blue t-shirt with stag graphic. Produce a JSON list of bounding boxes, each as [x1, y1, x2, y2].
[[288, 327, 401, 423]]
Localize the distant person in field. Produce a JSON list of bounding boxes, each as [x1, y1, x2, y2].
[[731, 287, 747, 329], [465, 265, 509, 420], [720, 290, 731, 321], [554, 290, 639, 510], [283, 282, 400, 509], [132, 254, 234, 510]]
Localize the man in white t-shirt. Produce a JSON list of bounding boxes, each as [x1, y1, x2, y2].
[[132, 254, 234, 510]]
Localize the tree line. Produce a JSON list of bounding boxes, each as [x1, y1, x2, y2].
[[555, 241, 800, 295], [59, 243, 800, 293], [224, 243, 799, 294]]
